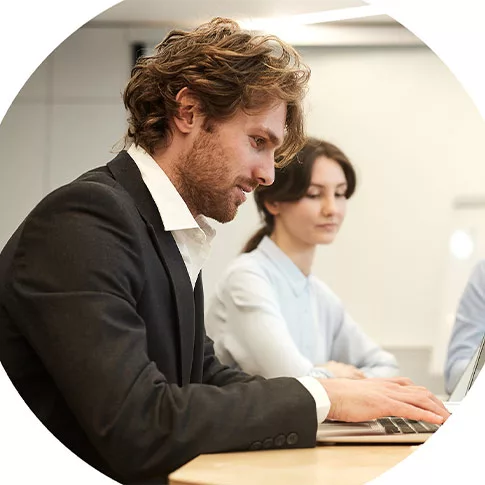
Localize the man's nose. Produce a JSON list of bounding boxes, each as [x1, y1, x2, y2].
[[253, 153, 275, 186]]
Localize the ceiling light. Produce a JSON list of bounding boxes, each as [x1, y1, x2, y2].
[[238, 5, 386, 32], [449, 229, 475, 260]]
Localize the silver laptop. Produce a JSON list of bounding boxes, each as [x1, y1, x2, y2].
[[317, 335, 485, 444]]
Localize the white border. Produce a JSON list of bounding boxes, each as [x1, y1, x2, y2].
[[0, 2, 121, 483], [366, 0, 485, 483], [1, 0, 485, 483], [0, 0, 121, 121]]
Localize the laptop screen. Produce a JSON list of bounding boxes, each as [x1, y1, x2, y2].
[[467, 335, 485, 392], [448, 334, 485, 401]]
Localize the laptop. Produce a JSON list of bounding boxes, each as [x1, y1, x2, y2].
[[445, 333, 485, 410], [317, 335, 485, 444]]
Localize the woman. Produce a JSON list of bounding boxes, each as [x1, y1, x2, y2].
[[205, 137, 399, 379]]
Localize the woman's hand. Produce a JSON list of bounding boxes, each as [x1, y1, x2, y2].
[[322, 360, 366, 379]]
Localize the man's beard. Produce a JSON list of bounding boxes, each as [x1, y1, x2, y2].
[[175, 129, 255, 223]]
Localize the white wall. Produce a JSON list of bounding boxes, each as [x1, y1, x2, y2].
[[1, 27, 485, 365], [0, 26, 169, 243], [302, 46, 485, 347], [205, 46, 485, 353]]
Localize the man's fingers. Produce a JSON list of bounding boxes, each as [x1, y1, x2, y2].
[[389, 390, 450, 421], [385, 400, 446, 425], [382, 377, 415, 386], [395, 385, 449, 407], [319, 378, 451, 424], [399, 386, 449, 411], [423, 390, 449, 411], [366, 377, 415, 387]]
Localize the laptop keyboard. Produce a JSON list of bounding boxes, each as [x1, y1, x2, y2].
[[377, 417, 440, 434]]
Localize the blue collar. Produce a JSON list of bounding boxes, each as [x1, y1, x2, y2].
[[258, 236, 310, 296]]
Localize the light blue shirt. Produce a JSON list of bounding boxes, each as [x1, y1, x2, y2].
[[205, 236, 399, 379], [445, 259, 485, 394]]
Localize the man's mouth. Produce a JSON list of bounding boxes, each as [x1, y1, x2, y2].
[[237, 183, 255, 195]]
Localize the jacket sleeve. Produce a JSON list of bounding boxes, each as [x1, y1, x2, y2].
[[201, 333, 267, 386], [4, 181, 317, 482]]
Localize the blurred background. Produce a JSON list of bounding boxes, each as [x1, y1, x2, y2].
[[2, 0, 485, 394]]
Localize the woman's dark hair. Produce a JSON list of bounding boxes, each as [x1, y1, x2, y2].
[[242, 137, 357, 253]]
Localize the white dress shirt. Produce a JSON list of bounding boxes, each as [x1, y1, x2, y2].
[[128, 144, 214, 287], [205, 236, 399, 380], [127, 144, 330, 422]]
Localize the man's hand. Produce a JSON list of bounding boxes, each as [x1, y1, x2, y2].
[[317, 377, 450, 425], [322, 361, 365, 380]]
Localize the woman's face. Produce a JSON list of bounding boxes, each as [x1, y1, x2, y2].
[[272, 156, 348, 247]]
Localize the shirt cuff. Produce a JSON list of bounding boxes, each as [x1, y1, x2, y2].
[[296, 376, 331, 423]]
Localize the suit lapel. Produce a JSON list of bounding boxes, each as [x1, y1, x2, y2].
[[191, 275, 205, 382], [107, 151, 195, 384]]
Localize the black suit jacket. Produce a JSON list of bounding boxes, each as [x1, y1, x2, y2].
[[0, 152, 317, 484]]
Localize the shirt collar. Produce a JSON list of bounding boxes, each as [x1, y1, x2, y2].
[[127, 143, 215, 240], [258, 236, 309, 296]]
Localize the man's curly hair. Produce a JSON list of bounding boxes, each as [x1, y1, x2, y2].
[[123, 17, 310, 166]]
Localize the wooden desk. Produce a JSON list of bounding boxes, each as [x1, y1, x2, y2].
[[169, 445, 416, 485]]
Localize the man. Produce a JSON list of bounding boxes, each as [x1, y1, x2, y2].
[[445, 259, 485, 393], [0, 18, 448, 484]]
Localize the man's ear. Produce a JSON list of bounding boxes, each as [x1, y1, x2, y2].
[[173, 87, 202, 134], [264, 200, 281, 216]]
